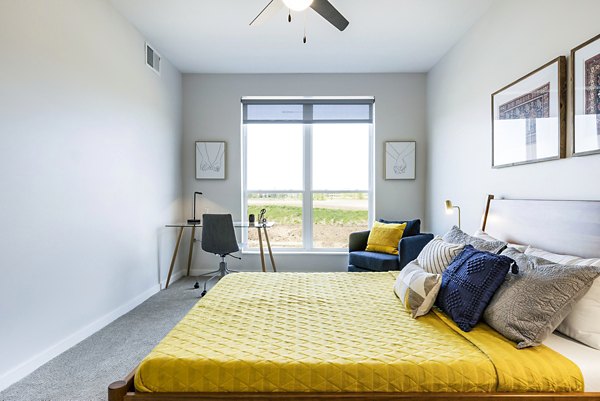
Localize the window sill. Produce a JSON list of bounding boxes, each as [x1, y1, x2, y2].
[[242, 249, 347, 256]]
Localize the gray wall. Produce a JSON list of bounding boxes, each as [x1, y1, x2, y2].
[[0, 0, 182, 389], [182, 74, 427, 272], [426, 0, 600, 235]]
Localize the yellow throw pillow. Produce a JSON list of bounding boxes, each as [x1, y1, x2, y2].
[[365, 221, 407, 255]]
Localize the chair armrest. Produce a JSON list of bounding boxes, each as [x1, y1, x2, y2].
[[398, 233, 434, 269], [349, 230, 370, 252]]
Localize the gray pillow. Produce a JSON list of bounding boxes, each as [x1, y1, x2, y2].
[[484, 248, 600, 348], [442, 226, 506, 253]]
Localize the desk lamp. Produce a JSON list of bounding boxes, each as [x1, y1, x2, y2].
[[187, 192, 203, 224], [445, 200, 461, 228]]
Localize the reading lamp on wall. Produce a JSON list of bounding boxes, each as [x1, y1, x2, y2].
[[187, 192, 203, 224], [445, 200, 461, 228]]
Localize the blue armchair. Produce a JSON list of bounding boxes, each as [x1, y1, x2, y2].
[[347, 219, 433, 272]]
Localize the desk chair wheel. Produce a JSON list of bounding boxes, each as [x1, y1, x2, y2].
[[193, 281, 200, 289], [200, 290, 207, 298]]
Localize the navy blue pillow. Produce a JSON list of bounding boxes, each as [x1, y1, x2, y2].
[[435, 245, 517, 332], [377, 218, 420, 237]]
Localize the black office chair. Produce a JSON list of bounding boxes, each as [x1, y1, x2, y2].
[[198, 214, 240, 297]]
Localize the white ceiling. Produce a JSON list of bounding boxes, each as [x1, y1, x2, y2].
[[109, 0, 493, 74]]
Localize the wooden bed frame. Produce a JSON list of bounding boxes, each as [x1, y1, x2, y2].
[[108, 195, 600, 401]]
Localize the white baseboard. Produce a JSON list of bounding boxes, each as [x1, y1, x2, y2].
[[0, 284, 160, 392], [160, 269, 185, 289]]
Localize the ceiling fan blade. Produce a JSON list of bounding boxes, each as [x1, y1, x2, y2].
[[250, 0, 284, 26], [310, 0, 349, 31]]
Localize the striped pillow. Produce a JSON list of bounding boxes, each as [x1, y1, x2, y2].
[[417, 236, 465, 274], [394, 260, 442, 318]]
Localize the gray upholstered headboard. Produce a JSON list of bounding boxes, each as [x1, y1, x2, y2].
[[482, 195, 600, 259]]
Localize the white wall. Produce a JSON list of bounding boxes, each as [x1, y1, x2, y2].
[[182, 74, 427, 272], [0, 0, 182, 389], [426, 0, 600, 235]]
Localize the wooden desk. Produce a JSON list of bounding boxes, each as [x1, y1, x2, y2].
[[164, 222, 276, 289]]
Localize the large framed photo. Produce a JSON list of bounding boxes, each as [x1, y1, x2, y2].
[[385, 141, 416, 180], [572, 33, 600, 156], [491, 56, 566, 168], [195, 141, 226, 179]]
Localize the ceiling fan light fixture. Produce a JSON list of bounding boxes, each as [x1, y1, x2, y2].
[[282, 0, 313, 12]]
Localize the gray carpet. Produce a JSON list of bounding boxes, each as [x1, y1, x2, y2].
[[0, 277, 204, 401]]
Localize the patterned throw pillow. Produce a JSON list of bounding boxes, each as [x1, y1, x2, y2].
[[417, 236, 464, 274], [365, 221, 406, 255], [524, 246, 600, 349], [473, 230, 528, 253], [394, 260, 442, 318], [443, 226, 506, 254], [436, 245, 516, 332], [484, 248, 600, 348]]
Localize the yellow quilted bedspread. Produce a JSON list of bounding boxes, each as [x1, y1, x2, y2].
[[135, 272, 583, 393]]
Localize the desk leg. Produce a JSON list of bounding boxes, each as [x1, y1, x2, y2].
[[187, 226, 196, 276], [257, 227, 266, 272], [263, 226, 276, 272], [165, 227, 184, 289]]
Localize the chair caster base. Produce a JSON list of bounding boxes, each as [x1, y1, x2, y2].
[[200, 290, 207, 298], [193, 282, 199, 289]]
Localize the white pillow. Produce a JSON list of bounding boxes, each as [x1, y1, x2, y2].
[[525, 246, 600, 349], [473, 229, 528, 253], [394, 260, 442, 318], [417, 236, 464, 274], [525, 246, 600, 267]]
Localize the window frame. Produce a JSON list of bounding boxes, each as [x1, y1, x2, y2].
[[241, 97, 375, 253]]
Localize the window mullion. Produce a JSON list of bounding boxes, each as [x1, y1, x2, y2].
[[303, 105, 313, 250]]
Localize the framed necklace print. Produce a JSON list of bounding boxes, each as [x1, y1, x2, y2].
[[196, 141, 226, 179], [572, 33, 600, 156]]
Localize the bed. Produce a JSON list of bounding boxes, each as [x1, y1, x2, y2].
[[108, 195, 600, 401]]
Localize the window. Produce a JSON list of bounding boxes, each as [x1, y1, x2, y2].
[[242, 97, 374, 251]]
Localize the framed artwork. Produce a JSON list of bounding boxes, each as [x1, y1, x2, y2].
[[572, 33, 600, 156], [491, 56, 566, 168], [385, 141, 416, 180], [195, 141, 225, 179]]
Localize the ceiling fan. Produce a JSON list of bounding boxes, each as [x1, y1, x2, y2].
[[250, 0, 349, 32]]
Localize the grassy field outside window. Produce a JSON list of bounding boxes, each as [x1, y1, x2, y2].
[[247, 193, 368, 249]]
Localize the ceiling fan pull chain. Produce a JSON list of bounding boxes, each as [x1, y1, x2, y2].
[[288, 9, 292, 22], [303, 12, 307, 43]]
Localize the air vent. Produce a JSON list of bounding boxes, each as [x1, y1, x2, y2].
[[145, 42, 161, 75]]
